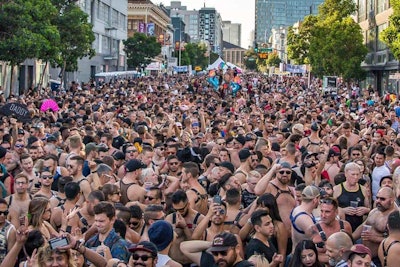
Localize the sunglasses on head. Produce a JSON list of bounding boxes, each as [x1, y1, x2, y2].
[[132, 254, 152, 261]]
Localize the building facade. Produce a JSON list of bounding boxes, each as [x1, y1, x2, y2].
[[255, 0, 324, 44], [222, 21, 241, 48], [222, 41, 246, 68], [356, 0, 398, 93], [199, 8, 223, 55], [167, 1, 200, 43]]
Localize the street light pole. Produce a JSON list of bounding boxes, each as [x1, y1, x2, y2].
[[179, 29, 182, 66]]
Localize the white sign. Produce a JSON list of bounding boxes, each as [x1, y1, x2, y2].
[[389, 73, 400, 80], [168, 57, 178, 67]]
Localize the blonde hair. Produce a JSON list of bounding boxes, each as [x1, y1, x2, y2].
[[68, 135, 82, 150], [248, 254, 270, 267]]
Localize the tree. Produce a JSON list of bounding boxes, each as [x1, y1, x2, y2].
[[51, 0, 95, 76], [243, 49, 257, 70], [287, 0, 367, 80], [0, 0, 60, 91], [380, 0, 400, 60], [123, 33, 161, 69], [180, 43, 208, 68], [266, 52, 281, 67]]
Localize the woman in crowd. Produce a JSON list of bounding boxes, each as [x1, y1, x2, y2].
[[288, 240, 324, 267], [28, 197, 59, 240]]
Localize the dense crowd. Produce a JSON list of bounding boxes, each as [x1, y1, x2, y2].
[[0, 71, 397, 267]]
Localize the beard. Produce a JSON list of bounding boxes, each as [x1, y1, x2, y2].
[[328, 258, 337, 266]]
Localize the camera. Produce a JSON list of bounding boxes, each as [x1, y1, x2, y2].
[[49, 236, 69, 250]]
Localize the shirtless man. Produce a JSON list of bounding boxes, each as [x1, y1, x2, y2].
[[323, 148, 342, 185], [299, 122, 323, 153], [290, 185, 320, 251], [166, 190, 205, 265], [6, 173, 31, 228], [311, 198, 352, 265], [19, 154, 39, 193], [66, 156, 91, 206], [353, 187, 397, 266], [234, 149, 257, 184], [338, 122, 360, 148], [255, 162, 296, 238], [180, 162, 208, 215]]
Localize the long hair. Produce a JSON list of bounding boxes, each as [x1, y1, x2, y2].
[[256, 193, 282, 222], [28, 197, 50, 228], [288, 240, 324, 267]]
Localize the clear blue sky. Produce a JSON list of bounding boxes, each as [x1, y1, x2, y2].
[[156, 0, 255, 48]]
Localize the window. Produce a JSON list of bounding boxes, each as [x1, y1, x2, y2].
[[112, 9, 118, 27], [377, 23, 388, 51], [120, 14, 126, 30], [102, 35, 110, 53], [93, 33, 99, 51]]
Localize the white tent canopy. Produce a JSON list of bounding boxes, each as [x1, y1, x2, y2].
[[207, 57, 243, 73]]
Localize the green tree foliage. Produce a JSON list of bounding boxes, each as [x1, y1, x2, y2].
[[380, 0, 400, 60], [180, 43, 208, 68], [123, 33, 161, 69], [51, 0, 95, 72], [266, 52, 281, 67], [286, 0, 367, 80], [244, 49, 257, 70], [0, 0, 59, 66]]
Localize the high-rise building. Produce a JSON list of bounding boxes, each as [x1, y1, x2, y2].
[[255, 0, 324, 44], [199, 7, 223, 54], [166, 1, 200, 43], [222, 21, 241, 48]]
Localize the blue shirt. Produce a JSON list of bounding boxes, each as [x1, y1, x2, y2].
[[85, 228, 131, 262]]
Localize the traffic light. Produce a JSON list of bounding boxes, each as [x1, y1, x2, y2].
[[254, 42, 258, 53]]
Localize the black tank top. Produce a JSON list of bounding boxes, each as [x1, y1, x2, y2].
[[337, 183, 365, 231]]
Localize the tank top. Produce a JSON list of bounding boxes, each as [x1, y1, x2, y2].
[[119, 179, 137, 205], [0, 221, 14, 262], [337, 183, 365, 231]]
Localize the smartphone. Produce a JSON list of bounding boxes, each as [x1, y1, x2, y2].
[[19, 216, 26, 226], [213, 195, 221, 205], [49, 237, 69, 250], [34, 182, 41, 188]]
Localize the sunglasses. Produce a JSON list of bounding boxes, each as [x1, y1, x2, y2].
[[125, 150, 137, 153], [279, 170, 292, 175], [169, 162, 179, 165], [174, 202, 188, 212], [15, 144, 24, 148], [144, 196, 155, 201], [41, 175, 53, 180], [217, 142, 226, 145], [352, 153, 361, 156], [211, 250, 229, 256], [0, 211, 9, 216], [129, 221, 140, 227], [112, 191, 120, 195], [132, 254, 152, 261], [157, 147, 165, 151]]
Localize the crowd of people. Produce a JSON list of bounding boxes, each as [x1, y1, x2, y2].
[[0, 71, 397, 267]]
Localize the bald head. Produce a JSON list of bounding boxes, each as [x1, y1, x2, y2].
[[327, 232, 353, 250], [378, 186, 395, 198]]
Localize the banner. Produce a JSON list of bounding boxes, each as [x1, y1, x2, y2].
[[147, 23, 155, 36], [138, 22, 145, 33], [173, 66, 188, 73], [285, 64, 307, 74], [0, 103, 30, 122]]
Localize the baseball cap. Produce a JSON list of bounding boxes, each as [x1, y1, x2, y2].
[[17, 129, 24, 135], [125, 159, 147, 172], [343, 244, 372, 261], [216, 161, 235, 174], [113, 151, 125, 161], [148, 221, 174, 251], [301, 151, 319, 162], [207, 232, 238, 252], [329, 146, 341, 157], [195, 133, 205, 139], [154, 142, 164, 149], [85, 143, 100, 155], [0, 147, 6, 159], [46, 135, 57, 143], [279, 161, 292, 170], [235, 135, 246, 146], [129, 241, 158, 257], [292, 124, 304, 134], [302, 185, 320, 200], [239, 149, 251, 161]]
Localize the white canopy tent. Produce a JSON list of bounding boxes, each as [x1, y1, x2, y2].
[[207, 57, 243, 73]]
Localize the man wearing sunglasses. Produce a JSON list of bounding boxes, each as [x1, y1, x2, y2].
[[0, 198, 16, 262], [310, 198, 352, 265], [129, 241, 158, 267], [181, 232, 252, 267]]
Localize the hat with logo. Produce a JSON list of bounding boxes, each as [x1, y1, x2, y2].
[[207, 232, 238, 252], [343, 244, 372, 261], [125, 159, 147, 172], [302, 185, 321, 200], [128, 241, 158, 257]]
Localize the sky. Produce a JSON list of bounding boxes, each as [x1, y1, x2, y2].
[[155, 0, 255, 48]]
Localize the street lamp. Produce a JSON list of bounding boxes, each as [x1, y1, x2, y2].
[[174, 28, 182, 66]]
